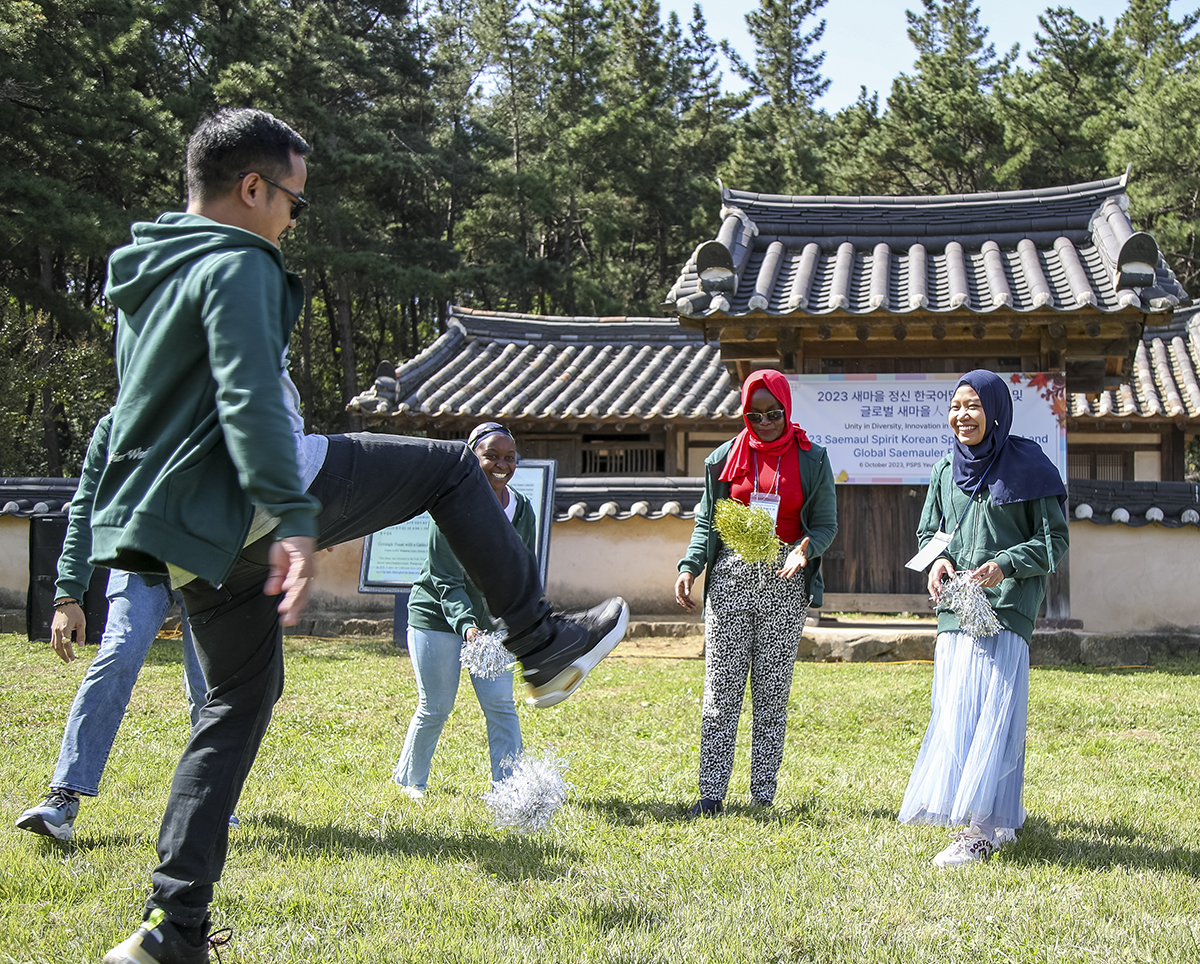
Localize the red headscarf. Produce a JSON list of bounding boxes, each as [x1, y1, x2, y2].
[[719, 369, 811, 483]]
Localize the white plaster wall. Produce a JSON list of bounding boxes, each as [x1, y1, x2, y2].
[[546, 516, 702, 614], [0, 517, 29, 608], [307, 520, 702, 616], [1070, 522, 1200, 631], [306, 537, 391, 613]]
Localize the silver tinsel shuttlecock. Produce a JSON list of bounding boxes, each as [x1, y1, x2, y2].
[[939, 571, 1002, 639], [460, 630, 511, 680], [482, 748, 573, 832]]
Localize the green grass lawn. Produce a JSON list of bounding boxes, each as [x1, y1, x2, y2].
[[2, 631, 1199, 963]]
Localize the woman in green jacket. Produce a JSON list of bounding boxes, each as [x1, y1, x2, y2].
[[395, 423, 531, 797], [676, 369, 838, 816], [900, 370, 1068, 868]]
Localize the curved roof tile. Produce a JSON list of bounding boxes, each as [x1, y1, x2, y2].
[[349, 308, 741, 424], [1067, 307, 1200, 421], [667, 175, 1189, 318]]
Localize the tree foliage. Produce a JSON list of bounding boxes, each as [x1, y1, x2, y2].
[[1, 0, 1197, 475]]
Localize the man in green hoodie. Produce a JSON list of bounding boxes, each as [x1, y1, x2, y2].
[[97, 108, 628, 964]]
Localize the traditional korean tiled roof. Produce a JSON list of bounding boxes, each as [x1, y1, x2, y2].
[[666, 174, 1189, 318], [0, 478, 76, 518], [1070, 480, 1200, 528], [348, 307, 742, 424], [553, 477, 704, 522], [1067, 304, 1200, 422]]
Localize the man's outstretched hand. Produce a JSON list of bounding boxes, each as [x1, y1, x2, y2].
[[265, 536, 317, 625], [50, 602, 86, 663]]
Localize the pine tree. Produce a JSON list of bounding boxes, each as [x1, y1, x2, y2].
[[1107, 0, 1200, 292], [993, 8, 1124, 189], [872, 0, 1014, 194]]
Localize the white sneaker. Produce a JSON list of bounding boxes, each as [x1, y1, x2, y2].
[[932, 828, 997, 869], [396, 784, 425, 801], [993, 827, 1019, 846]]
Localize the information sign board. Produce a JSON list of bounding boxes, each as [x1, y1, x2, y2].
[[787, 373, 1067, 485], [358, 459, 557, 592]]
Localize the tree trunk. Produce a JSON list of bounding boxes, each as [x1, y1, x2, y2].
[[299, 272, 315, 434], [38, 247, 62, 476], [335, 271, 361, 432]]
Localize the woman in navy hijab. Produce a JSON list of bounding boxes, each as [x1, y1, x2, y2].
[[900, 370, 1068, 868]]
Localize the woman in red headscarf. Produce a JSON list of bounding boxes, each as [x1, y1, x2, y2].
[[675, 369, 838, 817]]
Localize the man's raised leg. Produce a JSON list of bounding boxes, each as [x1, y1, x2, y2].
[[309, 433, 627, 705]]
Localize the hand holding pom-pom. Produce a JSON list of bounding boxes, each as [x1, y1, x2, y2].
[[460, 629, 512, 680], [937, 571, 1002, 639], [712, 498, 783, 565], [482, 748, 573, 832]]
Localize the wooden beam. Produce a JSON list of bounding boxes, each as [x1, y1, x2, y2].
[[796, 337, 1042, 358], [820, 593, 934, 614]]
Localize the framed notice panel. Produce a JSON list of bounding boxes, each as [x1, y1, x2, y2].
[[358, 459, 557, 593], [788, 372, 1067, 485]]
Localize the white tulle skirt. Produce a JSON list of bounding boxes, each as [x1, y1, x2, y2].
[[899, 630, 1029, 830]]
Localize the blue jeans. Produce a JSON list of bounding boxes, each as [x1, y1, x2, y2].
[[154, 434, 550, 925], [395, 626, 522, 788], [50, 570, 206, 797]]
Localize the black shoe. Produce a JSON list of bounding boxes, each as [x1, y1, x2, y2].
[[102, 909, 230, 964], [15, 788, 80, 841], [750, 797, 773, 808], [520, 597, 629, 708], [688, 798, 724, 818]]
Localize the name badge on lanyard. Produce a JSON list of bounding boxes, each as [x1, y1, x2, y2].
[[904, 530, 951, 571], [749, 492, 781, 525]]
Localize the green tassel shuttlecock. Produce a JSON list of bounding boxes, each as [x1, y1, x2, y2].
[[712, 498, 783, 565]]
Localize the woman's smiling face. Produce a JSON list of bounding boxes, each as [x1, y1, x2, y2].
[[474, 433, 518, 499], [949, 384, 987, 446]]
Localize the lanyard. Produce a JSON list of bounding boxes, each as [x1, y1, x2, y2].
[[940, 447, 1002, 541], [751, 451, 782, 496]]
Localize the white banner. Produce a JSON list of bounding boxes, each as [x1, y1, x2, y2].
[[787, 373, 1067, 485]]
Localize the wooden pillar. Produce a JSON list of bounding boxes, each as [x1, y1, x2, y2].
[[664, 426, 679, 476], [1162, 424, 1186, 481], [776, 326, 797, 372]]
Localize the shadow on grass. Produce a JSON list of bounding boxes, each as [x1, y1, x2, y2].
[[1005, 815, 1200, 876], [853, 804, 1200, 876], [576, 791, 831, 827], [250, 812, 581, 881]]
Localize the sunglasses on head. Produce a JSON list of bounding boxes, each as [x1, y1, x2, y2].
[[239, 172, 310, 220], [743, 409, 786, 423]]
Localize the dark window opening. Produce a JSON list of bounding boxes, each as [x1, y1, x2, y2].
[[580, 434, 664, 476]]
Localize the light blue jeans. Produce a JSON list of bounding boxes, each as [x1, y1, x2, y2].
[[394, 626, 522, 788], [50, 570, 207, 796]]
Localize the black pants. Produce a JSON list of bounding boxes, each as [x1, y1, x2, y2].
[[150, 434, 549, 924]]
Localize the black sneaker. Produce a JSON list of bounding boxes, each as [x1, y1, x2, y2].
[[102, 909, 230, 964], [688, 798, 724, 818], [520, 597, 629, 708], [16, 788, 80, 841]]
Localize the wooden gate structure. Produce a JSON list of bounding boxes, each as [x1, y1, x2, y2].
[[664, 173, 1189, 618]]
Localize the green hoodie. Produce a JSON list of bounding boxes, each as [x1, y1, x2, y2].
[[91, 212, 319, 586]]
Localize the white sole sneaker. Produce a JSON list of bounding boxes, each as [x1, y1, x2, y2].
[[932, 829, 996, 868], [525, 599, 629, 708]]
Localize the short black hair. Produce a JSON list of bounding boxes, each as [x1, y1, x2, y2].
[[186, 108, 310, 204]]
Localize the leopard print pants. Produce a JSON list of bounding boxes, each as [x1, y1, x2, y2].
[[699, 546, 810, 803]]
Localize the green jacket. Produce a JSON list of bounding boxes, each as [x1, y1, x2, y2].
[[91, 213, 319, 586], [677, 438, 839, 607], [918, 455, 1069, 643], [55, 413, 111, 602], [407, 490, 538, 637]]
